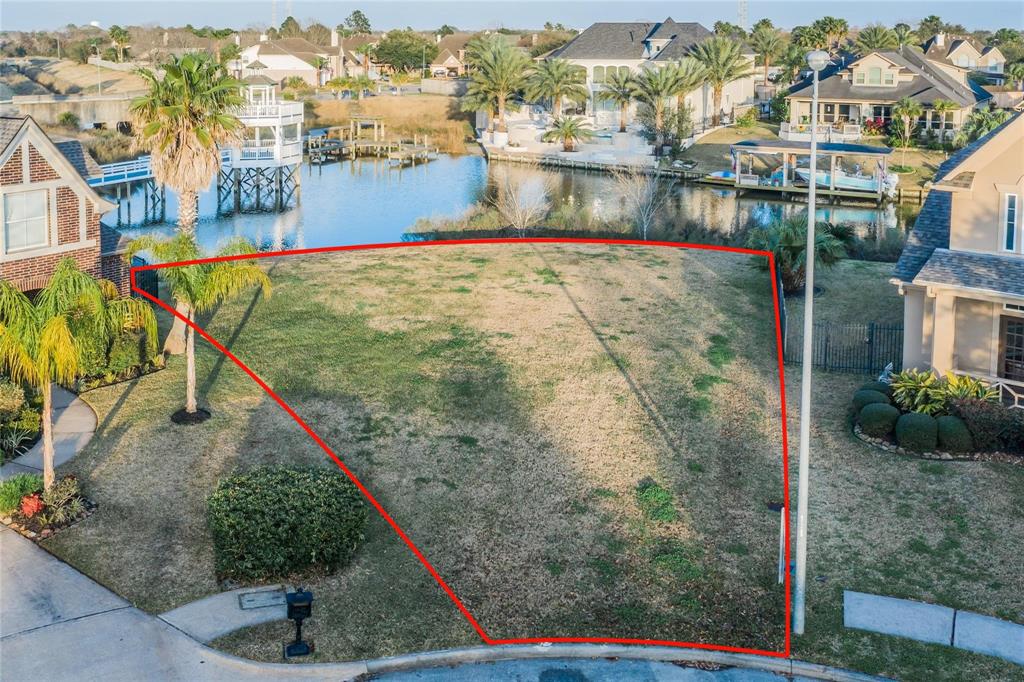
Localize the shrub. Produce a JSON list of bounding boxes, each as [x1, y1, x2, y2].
[[207, 467, 368, 580], [951, 398, 1024, 452], [734, 108, 758, 129], [942, 373, 999, 402], [40, 476, 85, 526], [20, 492, 43, 518], [859, 403, 900, 438], [936, 415, 973, 453], [852, 389, 890, 412], [890, 369, 944, 415], [0, 379, 26, 422], [56, 111, 80, 129], [0, 473, 43, 514], [8, 408, 40, 437], [859, 381, 892, 397], [895, 412, 939, 452]]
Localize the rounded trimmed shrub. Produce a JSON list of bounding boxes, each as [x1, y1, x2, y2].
[[859, 403, 900, 438], [936, 415, 973, 453], [895, 412, 939, 452], [859, 381, 892, 397], [207, 467, 367, 580], [853, 389, 890, 412]]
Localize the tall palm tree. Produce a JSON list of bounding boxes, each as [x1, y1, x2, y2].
[[1006, 61, 1024, 90], [188, 26, 235, 63], [463, 38, 531, 133], [892, 96, 923, 165], [930, 99, 958, 139], [749, 25, 784, 91], [630, 66, 678, 150], [596, 69, 635, 133], [670, 57, 706, 115], [0, 259, 156, 489], [692, 36, 754, 126], [893, 23, 916, 49], [311, 56, 330, 86], [525, 58, 587, 116], [814, 16, 849, 54], [131, 53, 244, 355], [542, 116, 594, 151], [855, 25, 898, 53], [108, 25, 131, 62], [354, 43, 376, 75], [125, 234, 271, 422]]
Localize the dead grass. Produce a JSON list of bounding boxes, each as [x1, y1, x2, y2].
[[21, 59, 146, 95], [678, 122, 781, 173], [785, 260, 904, 329], [311, 94, 474, 154]]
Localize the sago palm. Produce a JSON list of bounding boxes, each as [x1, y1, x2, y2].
[[542, 116, 594, 152], [749, 26, 784, 90], [463, 37, 531, 133], [125, 234, 271, 422], [0, 259, 156, 489], [596, 69, 635, 133], [855, 25, 898, 53], [692, 36, 754, 126], [525, 58, 588, 116]]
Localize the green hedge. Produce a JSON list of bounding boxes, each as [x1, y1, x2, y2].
[[951, 398, 1024, 452], [895, 412, 938, 452], [859, 381, 892, 397], [859, 403, 900, 438], [853, 389, 890, 412], [0, 473, 43, 514], [207, 467, 367, 580], [936, 415, 973, 453]]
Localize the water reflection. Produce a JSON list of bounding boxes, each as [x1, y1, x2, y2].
[[102, 154, 917, 260]]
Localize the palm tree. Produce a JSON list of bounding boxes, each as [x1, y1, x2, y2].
[[542, 116, 594, 152], [957, 108, 1012, 145], [463, 38, 531, 133], [1006, 61, 1024, 90], [125, 234, 271, 422], [630, 66, 678, 150], [311, 56, 331, 86], [525, 58, 587, 116], [131, 53, 244, 355], [855, 25, 898, 53], [749, 25, 784, 91], [0, 259, 156, 489], [596, 69, 635, 133], [692, 36, 754, 126], [390, 70, 412, 94], [670, 58, 706, 116], [813, 16, 849, 54], [891, 96, 923, 165], [930, 99, 958, 140], [352, 74, 373, 100], [354, 43, 376, 75], [108, 25, 131, 62], [893, 23, 916, 49], [745, 216, 850, 294]]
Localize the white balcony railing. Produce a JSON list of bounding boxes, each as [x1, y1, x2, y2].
[[238, 102, 304, 119], [231, 141, 303, 166], [780, 122, 862, 142], [953, 369, 1024, 410]]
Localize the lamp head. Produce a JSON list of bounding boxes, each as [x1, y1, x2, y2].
[[806, 50, 830, 72]]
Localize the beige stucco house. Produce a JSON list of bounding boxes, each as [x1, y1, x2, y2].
[[547, 18, 756, 127], [892, 111, 1024, 408], [784, 47, 991, 142], [921, 32, 1006, 85]]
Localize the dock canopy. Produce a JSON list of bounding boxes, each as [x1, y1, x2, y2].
[[730, 140, 892, 156]]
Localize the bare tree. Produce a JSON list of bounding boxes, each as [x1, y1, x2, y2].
[[612, 166, 673, 240], [488, 162, 554, 236]]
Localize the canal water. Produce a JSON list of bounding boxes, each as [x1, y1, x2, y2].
[[103, 154, 918, 259]]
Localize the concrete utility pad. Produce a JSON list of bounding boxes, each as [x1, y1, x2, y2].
[[953, 611, 1024, 665], [843, 591, 954, 645]]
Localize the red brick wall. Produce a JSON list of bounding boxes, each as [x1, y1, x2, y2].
[[27, 144, 59, 183], [2, 247, 102, 292], [101, 254, 131, 296], [0, 147, 22, 185], [56, 187, 80, 245]]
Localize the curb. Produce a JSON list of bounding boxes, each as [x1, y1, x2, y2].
[[358, 643, 889, 681]]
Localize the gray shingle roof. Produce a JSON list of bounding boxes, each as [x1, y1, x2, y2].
[[914, 249, 1024, 298], [0, 116, 27, 154], [548, 18, 713, 62], [788, 47, 989, 107], [892, 111, 1023, 283], [100, 224, 129, 256], [649, 22, 715, 62], [53, 139, 102, 179]]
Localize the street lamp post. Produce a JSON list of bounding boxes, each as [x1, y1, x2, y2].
[[793, 48, 831, 637]]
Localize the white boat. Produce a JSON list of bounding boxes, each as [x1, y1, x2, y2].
[[794, 167, 880, 192]]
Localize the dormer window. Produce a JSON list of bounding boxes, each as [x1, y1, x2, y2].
[[868, 67, 882, 85]]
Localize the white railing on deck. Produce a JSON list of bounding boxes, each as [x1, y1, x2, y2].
[[238, 102, 304, 119]]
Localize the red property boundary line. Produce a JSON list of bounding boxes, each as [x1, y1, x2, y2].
[[130, 237, 793, 659]]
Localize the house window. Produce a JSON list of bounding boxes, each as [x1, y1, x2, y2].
[[1004, 193, 1018, 252], [883, 72, 894, 85], [1001, 316, 1024, 381], [868, 67, 882, 85], [3, 189, 49, 253], [592, 66, 605, 84], [854, 71, 865, 84]]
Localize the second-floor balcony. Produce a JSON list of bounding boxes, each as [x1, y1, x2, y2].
[[780, 122, 862, 142], [230, 140, 303, 167], [237, 101, 304, 125]]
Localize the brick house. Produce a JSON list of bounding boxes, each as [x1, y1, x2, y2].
[[0, 115, 128, 295]]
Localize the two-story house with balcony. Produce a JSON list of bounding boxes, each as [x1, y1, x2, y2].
[[784, 46, 991, 142], [239, 36, 334, 86], [0, 115, 127, 294], [892, 111, 1024, 408], [546, 18, 756, 127], [921, 32, 1006, 85]]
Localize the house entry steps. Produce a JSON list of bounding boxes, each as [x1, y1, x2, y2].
[[843, 590, 1024, 665]]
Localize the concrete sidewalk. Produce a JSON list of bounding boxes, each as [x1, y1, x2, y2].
[[0, 385, 96, 480]]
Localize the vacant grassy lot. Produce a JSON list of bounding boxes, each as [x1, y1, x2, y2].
[[49, 243, 787, 659], [785, 259, 904, 329], [677, 122, 781, 173]]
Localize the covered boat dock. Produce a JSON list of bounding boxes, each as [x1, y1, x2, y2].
[[728, 139, 895, 203]]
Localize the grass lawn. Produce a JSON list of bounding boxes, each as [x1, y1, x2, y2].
[[48, 243, 788, 659], [784, 260, 904, 329], [861, 137, 950, 189], [677, 122, 781, 173]]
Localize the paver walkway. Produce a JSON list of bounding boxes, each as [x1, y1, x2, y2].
[[0, 385, 95, 479]]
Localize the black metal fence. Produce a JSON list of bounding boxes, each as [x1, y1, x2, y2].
[[784, 322, 903, 374]]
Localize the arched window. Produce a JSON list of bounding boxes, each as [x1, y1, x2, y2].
[[593, 66, 605, 83]]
